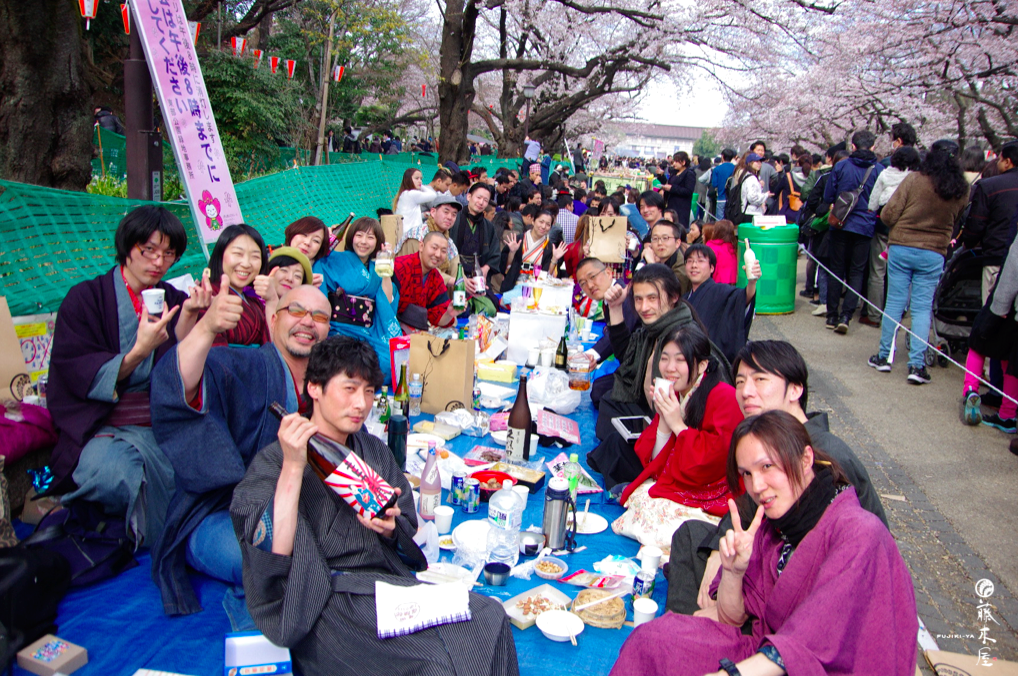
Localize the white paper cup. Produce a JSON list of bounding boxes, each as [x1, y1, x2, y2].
[[654, 378, 673, 399], [140, 288, 165, 318], [512, 485, 530, 503], [641, 546, 663, 570], [633, 598, 658, 627], [434, 505, 454, 535]]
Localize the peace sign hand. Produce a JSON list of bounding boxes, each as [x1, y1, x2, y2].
[[718, 499, 764, 576]]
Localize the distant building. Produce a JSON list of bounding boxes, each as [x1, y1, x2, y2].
[[612, 123, 708, 158]]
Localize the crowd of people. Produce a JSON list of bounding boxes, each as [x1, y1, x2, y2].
[[42, 126, 1018, 675]]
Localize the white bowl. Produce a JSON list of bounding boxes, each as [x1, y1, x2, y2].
[[535, 609, 585, 643]]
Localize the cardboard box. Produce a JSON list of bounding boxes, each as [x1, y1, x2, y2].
[[17, 635, 88, 676], [224, 631, 292, 676]]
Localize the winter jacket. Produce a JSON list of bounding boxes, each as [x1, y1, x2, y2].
[[868, 167, 910, 211], [882, 172, 968, 257], [822, 150, 883, 237], [961, 168, 1018, 264]]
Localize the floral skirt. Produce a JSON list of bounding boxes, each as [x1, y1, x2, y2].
[[611, 481, 720, 549]]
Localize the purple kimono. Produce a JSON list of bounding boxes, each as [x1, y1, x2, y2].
[[48, 267, 186, 490], [611, 488, 917, 676]]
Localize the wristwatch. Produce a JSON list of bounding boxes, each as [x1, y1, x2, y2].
[[718, 658, 741, 676]]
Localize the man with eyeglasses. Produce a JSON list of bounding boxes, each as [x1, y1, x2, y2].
[[48, 206, 212, 549], [150, 283, 331, 618], [575, 257, 637, 407], [639, 221, 691, 294]]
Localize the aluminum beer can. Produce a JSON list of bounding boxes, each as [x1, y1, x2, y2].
[[450, 470, 467, 506], [463, 478, 480, 513]]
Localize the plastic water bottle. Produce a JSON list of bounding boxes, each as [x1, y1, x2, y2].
[[487, 479, 522, 566], [564, 453, 582, 502], [408, 373, 423, 417]]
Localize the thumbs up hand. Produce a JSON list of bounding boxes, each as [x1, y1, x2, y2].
[[202, 274, 244, 335]]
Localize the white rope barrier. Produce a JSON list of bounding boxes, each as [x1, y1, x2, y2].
[[800, 244, 1018, 408]]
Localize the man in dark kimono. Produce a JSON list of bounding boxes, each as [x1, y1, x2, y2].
[[48, 206, 211, 546], [667, 340, 888, 616], [230, 337, 518, 676], [683, 243, 759, 364], [637, 221, 691, 294], [151, 284, 331, 618], [450, 183, 500, 295]]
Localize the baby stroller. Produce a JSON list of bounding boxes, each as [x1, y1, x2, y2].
[[925, 246, 985, 366]]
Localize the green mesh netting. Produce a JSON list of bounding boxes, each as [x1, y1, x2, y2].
[[3, 154, 514, 316]]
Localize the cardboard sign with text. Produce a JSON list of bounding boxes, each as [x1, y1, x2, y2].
[[0, 298, 32, 402]]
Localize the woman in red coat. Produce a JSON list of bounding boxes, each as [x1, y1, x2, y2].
[[613, 324, 743, 547]]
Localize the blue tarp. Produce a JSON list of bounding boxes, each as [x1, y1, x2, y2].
[[14, 345, 660, 676]]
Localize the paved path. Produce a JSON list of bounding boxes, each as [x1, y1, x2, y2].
[[754, 259, 1018, 667]]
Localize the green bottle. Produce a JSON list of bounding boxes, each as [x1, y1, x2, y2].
[[378, 386, 391, 424], [452, 264, 467, 311]]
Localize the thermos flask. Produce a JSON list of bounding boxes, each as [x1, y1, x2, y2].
[[542, 477, 577, 550]]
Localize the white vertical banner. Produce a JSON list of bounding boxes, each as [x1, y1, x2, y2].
[[132, 0, 242, 245]]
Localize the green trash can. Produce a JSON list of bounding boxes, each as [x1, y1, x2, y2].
[[736, 222, 799, 315]]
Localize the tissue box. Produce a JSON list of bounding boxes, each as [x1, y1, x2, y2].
[[224, 632, 292, 676], [17, 635, 88, 676], [477, 361, 515, 383]]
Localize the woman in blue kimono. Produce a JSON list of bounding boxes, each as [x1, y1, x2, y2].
[[314, 217, 402, 384]]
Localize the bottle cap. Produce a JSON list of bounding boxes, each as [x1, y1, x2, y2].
[[548, 477, 569, 491], [569, 453, 579, 463], [502, 479, 514, 490]]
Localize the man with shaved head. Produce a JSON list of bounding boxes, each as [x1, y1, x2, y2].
[[151, 283, 332, 619]]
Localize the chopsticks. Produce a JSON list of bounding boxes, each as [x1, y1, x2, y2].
[[417, 570, 481, 587], [572, 588, 630, 612]]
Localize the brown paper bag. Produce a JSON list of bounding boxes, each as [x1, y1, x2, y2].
[[380, 214, 404, 248], [0, 298, 31, 402], [587, 216, 628, 263], [408, 334, 473, 415]]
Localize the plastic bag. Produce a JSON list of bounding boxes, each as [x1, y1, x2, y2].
[[527, 367, 581, 415], [413, 521, 440, 565]]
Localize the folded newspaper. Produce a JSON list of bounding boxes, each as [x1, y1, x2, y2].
[[375, 581, 471, 639]]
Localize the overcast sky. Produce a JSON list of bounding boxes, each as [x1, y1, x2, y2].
[[635, 78, 728, 129]]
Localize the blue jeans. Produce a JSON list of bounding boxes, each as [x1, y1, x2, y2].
[[715, 200, 726, 221], [186, 509, 243, 585], [878, 245, 944, 368]]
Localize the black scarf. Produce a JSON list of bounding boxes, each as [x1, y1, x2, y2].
[[610, 303, 695, 403], [770, 466, 840, 549]]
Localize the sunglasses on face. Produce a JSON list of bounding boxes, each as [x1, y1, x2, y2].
[[276, 303, 330, 324]]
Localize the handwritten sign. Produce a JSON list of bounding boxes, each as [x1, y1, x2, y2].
[[131, 0, 242, 245]]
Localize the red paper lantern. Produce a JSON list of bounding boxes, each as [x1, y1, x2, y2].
[[286, 59, 296, 79], [422, 84, 427, 97], [78, 0, 98, 30], [188, 21, 201, 45], [333, 65, 344, 82], [231, 36, 247, 57], [120, 4, 129, 34], [270, 56, 280, 74], [252, 49, 263, 69]]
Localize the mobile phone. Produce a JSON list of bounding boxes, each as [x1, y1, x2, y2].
[[611, 416, 652, 441]]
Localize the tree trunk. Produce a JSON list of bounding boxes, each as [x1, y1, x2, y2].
[[438, 0, 478, 166], [256, 11, 273, 50], [0, 0, 93, 190]]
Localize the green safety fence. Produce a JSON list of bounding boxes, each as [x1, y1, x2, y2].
[[4, 152, 518, 316], [91, 127, 524, 183]]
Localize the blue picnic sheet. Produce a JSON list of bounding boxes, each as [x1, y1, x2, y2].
[[14, 333, 661, 676]]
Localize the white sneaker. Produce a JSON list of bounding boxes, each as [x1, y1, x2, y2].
[[811, 304, 827, 316]]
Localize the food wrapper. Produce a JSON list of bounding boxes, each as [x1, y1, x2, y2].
[[476, 315, 496, 353]]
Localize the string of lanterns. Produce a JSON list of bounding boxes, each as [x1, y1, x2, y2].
[[80, 1, 428, 93]]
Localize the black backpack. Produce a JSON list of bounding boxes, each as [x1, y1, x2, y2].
[[20, 501, 137, 587], [724, 173, 752, 224]]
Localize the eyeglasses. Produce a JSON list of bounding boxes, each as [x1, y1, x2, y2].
[[650, 236, 675, 244], [136, 244, 177, 263], [276, 303, 330, 324], [577, 267, 606, 289]]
